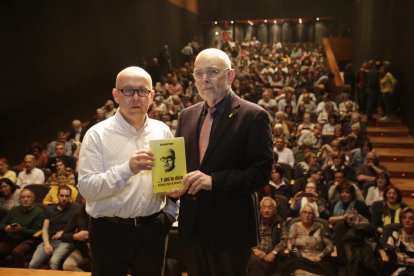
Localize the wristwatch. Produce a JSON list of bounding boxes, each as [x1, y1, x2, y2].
[[272, 250, 277, 255]]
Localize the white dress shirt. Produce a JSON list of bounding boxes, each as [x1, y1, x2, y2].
[[16, 167, 45, 186], [78, 110, 177, 219], [274, 147, 295, 167]]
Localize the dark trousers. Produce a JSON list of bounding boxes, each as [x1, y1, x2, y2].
[[247, 254, 278, 276], [0, 238, 37, 268], [183, 237, 251, 276], [381, 92, 394, 117], [90, 213, 172, 276]]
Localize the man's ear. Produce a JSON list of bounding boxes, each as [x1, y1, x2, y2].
[[148, 90, 155, 105], [112, 88, 120, 104], [227, 69, 236, 84]]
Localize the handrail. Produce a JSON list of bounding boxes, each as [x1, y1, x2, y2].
[[322, 38, 344, 94]]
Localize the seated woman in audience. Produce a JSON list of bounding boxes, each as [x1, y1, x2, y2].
[[294, 151, 319, 179], [43, 174, 78, 205], [0, 178, 20, 211], [386, 207, 414, 276], [278, 204, 335, 276], [290, 182, 329, 219], [260, 164, 292, 199], [365, 172, 391, 206], [274, 111, 290, 135], [321, 114, 338, 137], [322, 152, 353, 183], [329, 183, 370, 265], [327, 170, 364, 206], [371, 185, 407, 234], [46, 160, 76, 186]]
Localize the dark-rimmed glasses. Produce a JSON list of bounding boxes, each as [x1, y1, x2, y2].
[[117, 87, 151, 97]]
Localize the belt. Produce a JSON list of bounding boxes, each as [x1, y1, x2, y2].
[[99, 210, 163, 227]]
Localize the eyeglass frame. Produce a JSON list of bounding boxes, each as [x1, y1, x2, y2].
[[117, 87, 152, 97], [192, 68, 230, 80], [160, 156, 174, 162]]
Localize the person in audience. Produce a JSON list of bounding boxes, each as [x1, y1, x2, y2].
[[365, 171, 391, 206], [349, 138, 372, 176], [46, 142, 76, 173], [16, 155, 45, 187], [261, 164, 292, 199], [0, 189, 45, 268], [323, 152, 353, 183], [329, 183, 370, 265], [290, 181, 329, 219], [0, 178, 20, 211], [46, 160, 76, 186], [92, 108, 106, 125], [293, 166, 328, 202], [29, 185, 80, 270], [327, 170, 364, 205], [247, 197, 287, 276], [297, 124, 323, 151], [296, 112, 315, 137], [274, 111, 290, 135], [294, 151, 319, 179], [68, 119, 86, 143], [258, 89, 278, 117], [46, 131, 73, 159], [43, 174, 78, 205], [386, 207, 414, 276], [102, 100, 117, 118], [171, 48, 273, 276], [273, 137, 294, 167], [61, 196, 90, 272], [356, 151, 388, 193], [371, 185, 406, 234], [278, 203, 335, 275], [0, 158, 17, 183], [379, 64, 397, 121], [315, 93, 338, 115], [78, 66, 178, 276], [28, 142, 49, 169]]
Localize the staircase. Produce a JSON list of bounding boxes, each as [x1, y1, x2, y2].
[[367, 118, 414, 207]]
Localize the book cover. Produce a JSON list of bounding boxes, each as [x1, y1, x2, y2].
[[149, 137, 187, 193]]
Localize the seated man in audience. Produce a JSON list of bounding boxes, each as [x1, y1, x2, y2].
[[297, 124, 323, 151], [327, 170, 364, 206], [68, 119, 86, 143], [274, 137, 295, 167], [29, 186, 80, 270], [46, 131, 72, 159], [16, 155, 45, 187], [0, 158, 17, 183], [0, 189, 45, 267], [356, 151, 387, 192], [61, 196, 90, 272], [247, 197, 286, 276], [46, 142, 76, 173], [102, 99, 116, 118], [258, 89, 278, 117]]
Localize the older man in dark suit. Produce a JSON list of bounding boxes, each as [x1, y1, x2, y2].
[[171, 48, 273, 276]]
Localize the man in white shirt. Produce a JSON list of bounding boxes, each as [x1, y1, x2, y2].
[[274, 137, 295, 167], [78, 66, 178, 276], [16, 155, 45, 187]]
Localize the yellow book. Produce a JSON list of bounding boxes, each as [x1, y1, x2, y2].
[[150, 137, 187, 193]]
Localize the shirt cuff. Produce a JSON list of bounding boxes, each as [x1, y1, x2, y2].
[[164, 198, 179, 222]]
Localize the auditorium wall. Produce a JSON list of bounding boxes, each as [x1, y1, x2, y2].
[[352, 0, 414, 135], [0, 0, 200, 164]]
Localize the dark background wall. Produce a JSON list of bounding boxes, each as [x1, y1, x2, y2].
[[0, 0, 200, 164], [353, 0, 414, 135]]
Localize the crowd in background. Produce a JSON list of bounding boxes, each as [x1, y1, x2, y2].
[[0, 38, 408, 275]]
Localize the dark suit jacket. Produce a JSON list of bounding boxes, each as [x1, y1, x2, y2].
[[175, 91, 273, 249]]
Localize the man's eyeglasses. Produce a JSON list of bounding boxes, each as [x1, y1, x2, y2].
[[160, 156, 174, 162], [193, 68, 229, 80], [117, 88, 151, 97]]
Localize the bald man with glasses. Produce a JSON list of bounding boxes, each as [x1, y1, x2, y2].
[[78, 66, 178, 276]]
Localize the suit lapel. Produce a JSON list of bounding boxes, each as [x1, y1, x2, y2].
[[189, 103, 204, 166], [200, 92, 241, 167]]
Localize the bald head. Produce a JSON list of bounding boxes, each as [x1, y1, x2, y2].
[[195, 48, 232, 70], [115, 66, 152, 89]]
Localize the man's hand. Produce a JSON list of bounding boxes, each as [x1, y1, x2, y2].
[[129, 150, 154, 174], [264, 252, 276, 263], [73, 230, 89, 241], [5, 223, 22, 233], [52, 230, 63, 240], [44, 244, 53, 256], [184, 170, 212, 195], [252, 248, 266, 259], [165, 188, 187, 198]]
